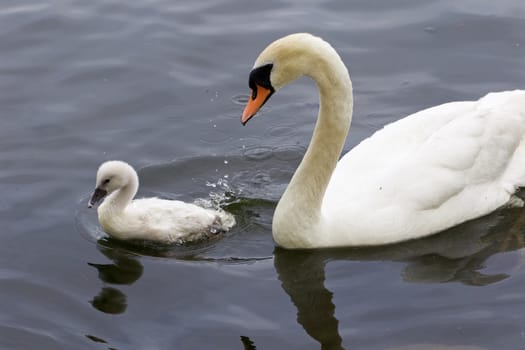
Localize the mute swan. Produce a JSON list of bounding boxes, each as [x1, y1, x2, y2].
[[241, 33, 525, 249], [88, 161, 235, 243]]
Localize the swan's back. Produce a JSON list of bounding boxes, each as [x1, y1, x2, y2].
[[322, 90, 525, 245]]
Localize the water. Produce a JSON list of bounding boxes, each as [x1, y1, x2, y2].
[[1, 0, 525, 349]]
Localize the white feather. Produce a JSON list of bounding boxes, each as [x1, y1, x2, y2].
[[247, 33, 525, 248]]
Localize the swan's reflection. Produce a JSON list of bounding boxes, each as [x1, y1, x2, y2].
[[274, 207, 525, 350], [275, 250, 344, 350], [88, 244, 144, 314]]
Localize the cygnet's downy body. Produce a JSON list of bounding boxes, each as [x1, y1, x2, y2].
[[88, 161, 235, 244]]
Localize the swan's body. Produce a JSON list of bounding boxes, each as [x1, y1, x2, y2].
[[241, 33, 525, 249], [88, 161, 235, 243]]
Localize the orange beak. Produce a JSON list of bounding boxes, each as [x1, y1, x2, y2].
[[241, 85, 273, 125]]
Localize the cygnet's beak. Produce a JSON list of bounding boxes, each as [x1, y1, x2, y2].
[[88, 187, 108, 208]]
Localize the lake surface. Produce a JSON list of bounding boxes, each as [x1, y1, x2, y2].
[[1, 1, 525, 349]]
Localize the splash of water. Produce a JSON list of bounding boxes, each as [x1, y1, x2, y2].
[[194, 175, 240, 210]]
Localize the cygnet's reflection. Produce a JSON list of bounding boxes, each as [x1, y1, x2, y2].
[[88, 244, 144, 314], [274, 207, 525, 350], [240, 335, 257, 350], [90, 287, 128, 315]]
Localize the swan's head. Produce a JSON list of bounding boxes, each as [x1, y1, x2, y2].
[[241, 33, 342, 125], [88, 160, 137, 208]]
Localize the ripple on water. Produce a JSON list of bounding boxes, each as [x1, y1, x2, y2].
[[231, 93, 249, 105], [266, 125, 297, 137], [241, 145, 274, 161], [0, 275, 113, 349], [199, 128, 234, 145], [272, 144, 306, 161]]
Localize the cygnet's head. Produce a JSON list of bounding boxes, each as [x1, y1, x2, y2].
[[88, 160, 138, 208]]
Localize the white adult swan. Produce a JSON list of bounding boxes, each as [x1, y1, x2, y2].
[[241, 33, 525, 249], [88, 160, 235, 243]]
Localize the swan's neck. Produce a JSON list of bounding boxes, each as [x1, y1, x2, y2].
[[273, 54, 353, 248]]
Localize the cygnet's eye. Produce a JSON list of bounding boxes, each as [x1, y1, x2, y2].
[[103, 178, 111, 185]]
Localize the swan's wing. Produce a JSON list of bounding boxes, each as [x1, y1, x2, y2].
[[325, 90, 525, 215]]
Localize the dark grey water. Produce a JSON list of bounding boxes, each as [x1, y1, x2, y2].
[[1, 1, 525, 349]]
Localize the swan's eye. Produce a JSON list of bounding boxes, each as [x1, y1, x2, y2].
[[103, 178, 111, 185]]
